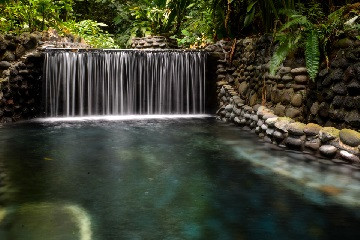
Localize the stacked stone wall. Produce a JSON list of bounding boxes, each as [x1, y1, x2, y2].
[[0, 31, 88, 123], [209, 34, 360, 163], [131, 36, 178, 49]]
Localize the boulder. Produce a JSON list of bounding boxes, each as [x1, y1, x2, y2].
[[339, 150, 360, 163], [319, 145, 338, 157], [345, 110, 360, 128], [332, 82, 347, 95], [304, 123, 322, 136], [347, 80, 360, 96], [285, 137, 303, 148], [310, 102, 319, 115], [288, 122, 306, 136], [285, 107, 301, 118], [339, 129, 360, 147], [274, 104, 285, 117], [291, 94, 303, 107], [294, 75, 308, 84], [274, 117, 294, 132], [305, 139, 321, 151], [319, 127, 340, 142], [0, 61, 11, 69], [291, 67, 307, 75]]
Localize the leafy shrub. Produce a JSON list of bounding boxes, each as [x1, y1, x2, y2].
[[62, 20, 118, 48]]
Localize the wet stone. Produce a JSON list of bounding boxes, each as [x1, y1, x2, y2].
[[291, 67, 307, 75], [319, 145, 338, 158], [304, 123, 322, 136], [304, 139, 321, 151], [339, 150, 360, 163], [339, 129, 360, 147], [285, 137, 303, 148]]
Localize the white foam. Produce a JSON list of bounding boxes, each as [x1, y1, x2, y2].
[[34, 114, 213, 122]]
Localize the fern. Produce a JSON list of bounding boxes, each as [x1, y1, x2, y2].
[[269, 35, 299, 75], [305, 30, 320, 81], [279, 14, 309, 32]]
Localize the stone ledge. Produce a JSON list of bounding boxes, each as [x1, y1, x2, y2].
[[216, 84, 360, 169]]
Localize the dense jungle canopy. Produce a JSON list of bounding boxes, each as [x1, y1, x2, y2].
[[1, 0, 360, 76]]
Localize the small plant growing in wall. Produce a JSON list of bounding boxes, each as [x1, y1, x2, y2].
[[269, 3, 360, 81]]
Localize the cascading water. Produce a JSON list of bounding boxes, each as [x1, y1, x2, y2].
[[43, 50, 207, 117]]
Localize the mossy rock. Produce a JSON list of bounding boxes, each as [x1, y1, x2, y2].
[[319, 127, 340, 142], [274, 117, 295, 132], [304, 123, 322, 136], [339, 129, 360, 147], [288, 122, 306, 136]]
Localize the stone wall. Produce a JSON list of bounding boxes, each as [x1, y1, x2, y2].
[[209, 35, 360, 163], [0, 31, 87, 123], [307, 37, 360, 130], [131, 36, 178, 49], [207, 36, 310, 123]]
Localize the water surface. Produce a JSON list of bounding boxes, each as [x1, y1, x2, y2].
[[0, 117, 359, 240]]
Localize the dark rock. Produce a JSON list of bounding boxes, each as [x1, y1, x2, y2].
[[319, 145, 338, 158], [2, 51, 15, 61], [285, 137, 303, 148], [0, 61, 11, 69], [339, 129, 360, 147], [322, 69, 343, 86], [324, 90, 335, 102], [347, 80, 360, 95], [331, 58, 350, 68], [15, 45, 26, 59], [345, 111, 360, 128], [334, 38, 354, 48], [310, 102, 319, 115], [285, 107, 301, 118], [329, 108, 345, 121], [332, 82, 347, 95], [318, 102, 329, 118], [318, 68, 329, 78], [344, 96, 357, 110], [332, 96, 344, 108], [305, 139, 321, 151]]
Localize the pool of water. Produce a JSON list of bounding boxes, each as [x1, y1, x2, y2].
[[0, 117, 359, 240]]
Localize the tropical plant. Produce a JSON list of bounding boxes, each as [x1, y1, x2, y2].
[[269, 3, 360, 81], [63, 20, 118, 48]]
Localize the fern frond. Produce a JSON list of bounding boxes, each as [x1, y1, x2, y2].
[[305, 30, 320, 81], [269, 35, 300, 75], [279, 15, 309, 32]]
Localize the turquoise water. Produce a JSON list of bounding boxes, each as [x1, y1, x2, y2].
[[0, 118, 359, 240]]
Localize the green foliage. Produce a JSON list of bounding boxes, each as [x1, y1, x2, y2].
[[305, 30, 320, 80], [0, 0, 73, 33], [270, 3, 360, 81], [63, 20, 118, 48]]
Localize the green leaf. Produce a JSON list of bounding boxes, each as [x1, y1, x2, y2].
[[244, 8, 255, 28], [269, 35, 299, 75], [247, 1, 257, 13], [305, 30, 320, 81]]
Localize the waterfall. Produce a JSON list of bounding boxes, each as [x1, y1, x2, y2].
[[43, 50, 207, 117]]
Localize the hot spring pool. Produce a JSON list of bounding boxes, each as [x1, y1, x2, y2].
[[0, 117, 359, 240]]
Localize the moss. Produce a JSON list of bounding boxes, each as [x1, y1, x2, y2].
[[339, 129, 360, 147], [304, 123, 322, 136], [321, 127, 340, 138]]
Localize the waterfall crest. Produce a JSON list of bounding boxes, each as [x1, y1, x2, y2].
[[43, 50, 206, 117]]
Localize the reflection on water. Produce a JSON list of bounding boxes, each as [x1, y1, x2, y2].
[[0, 118, 359, 240]]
